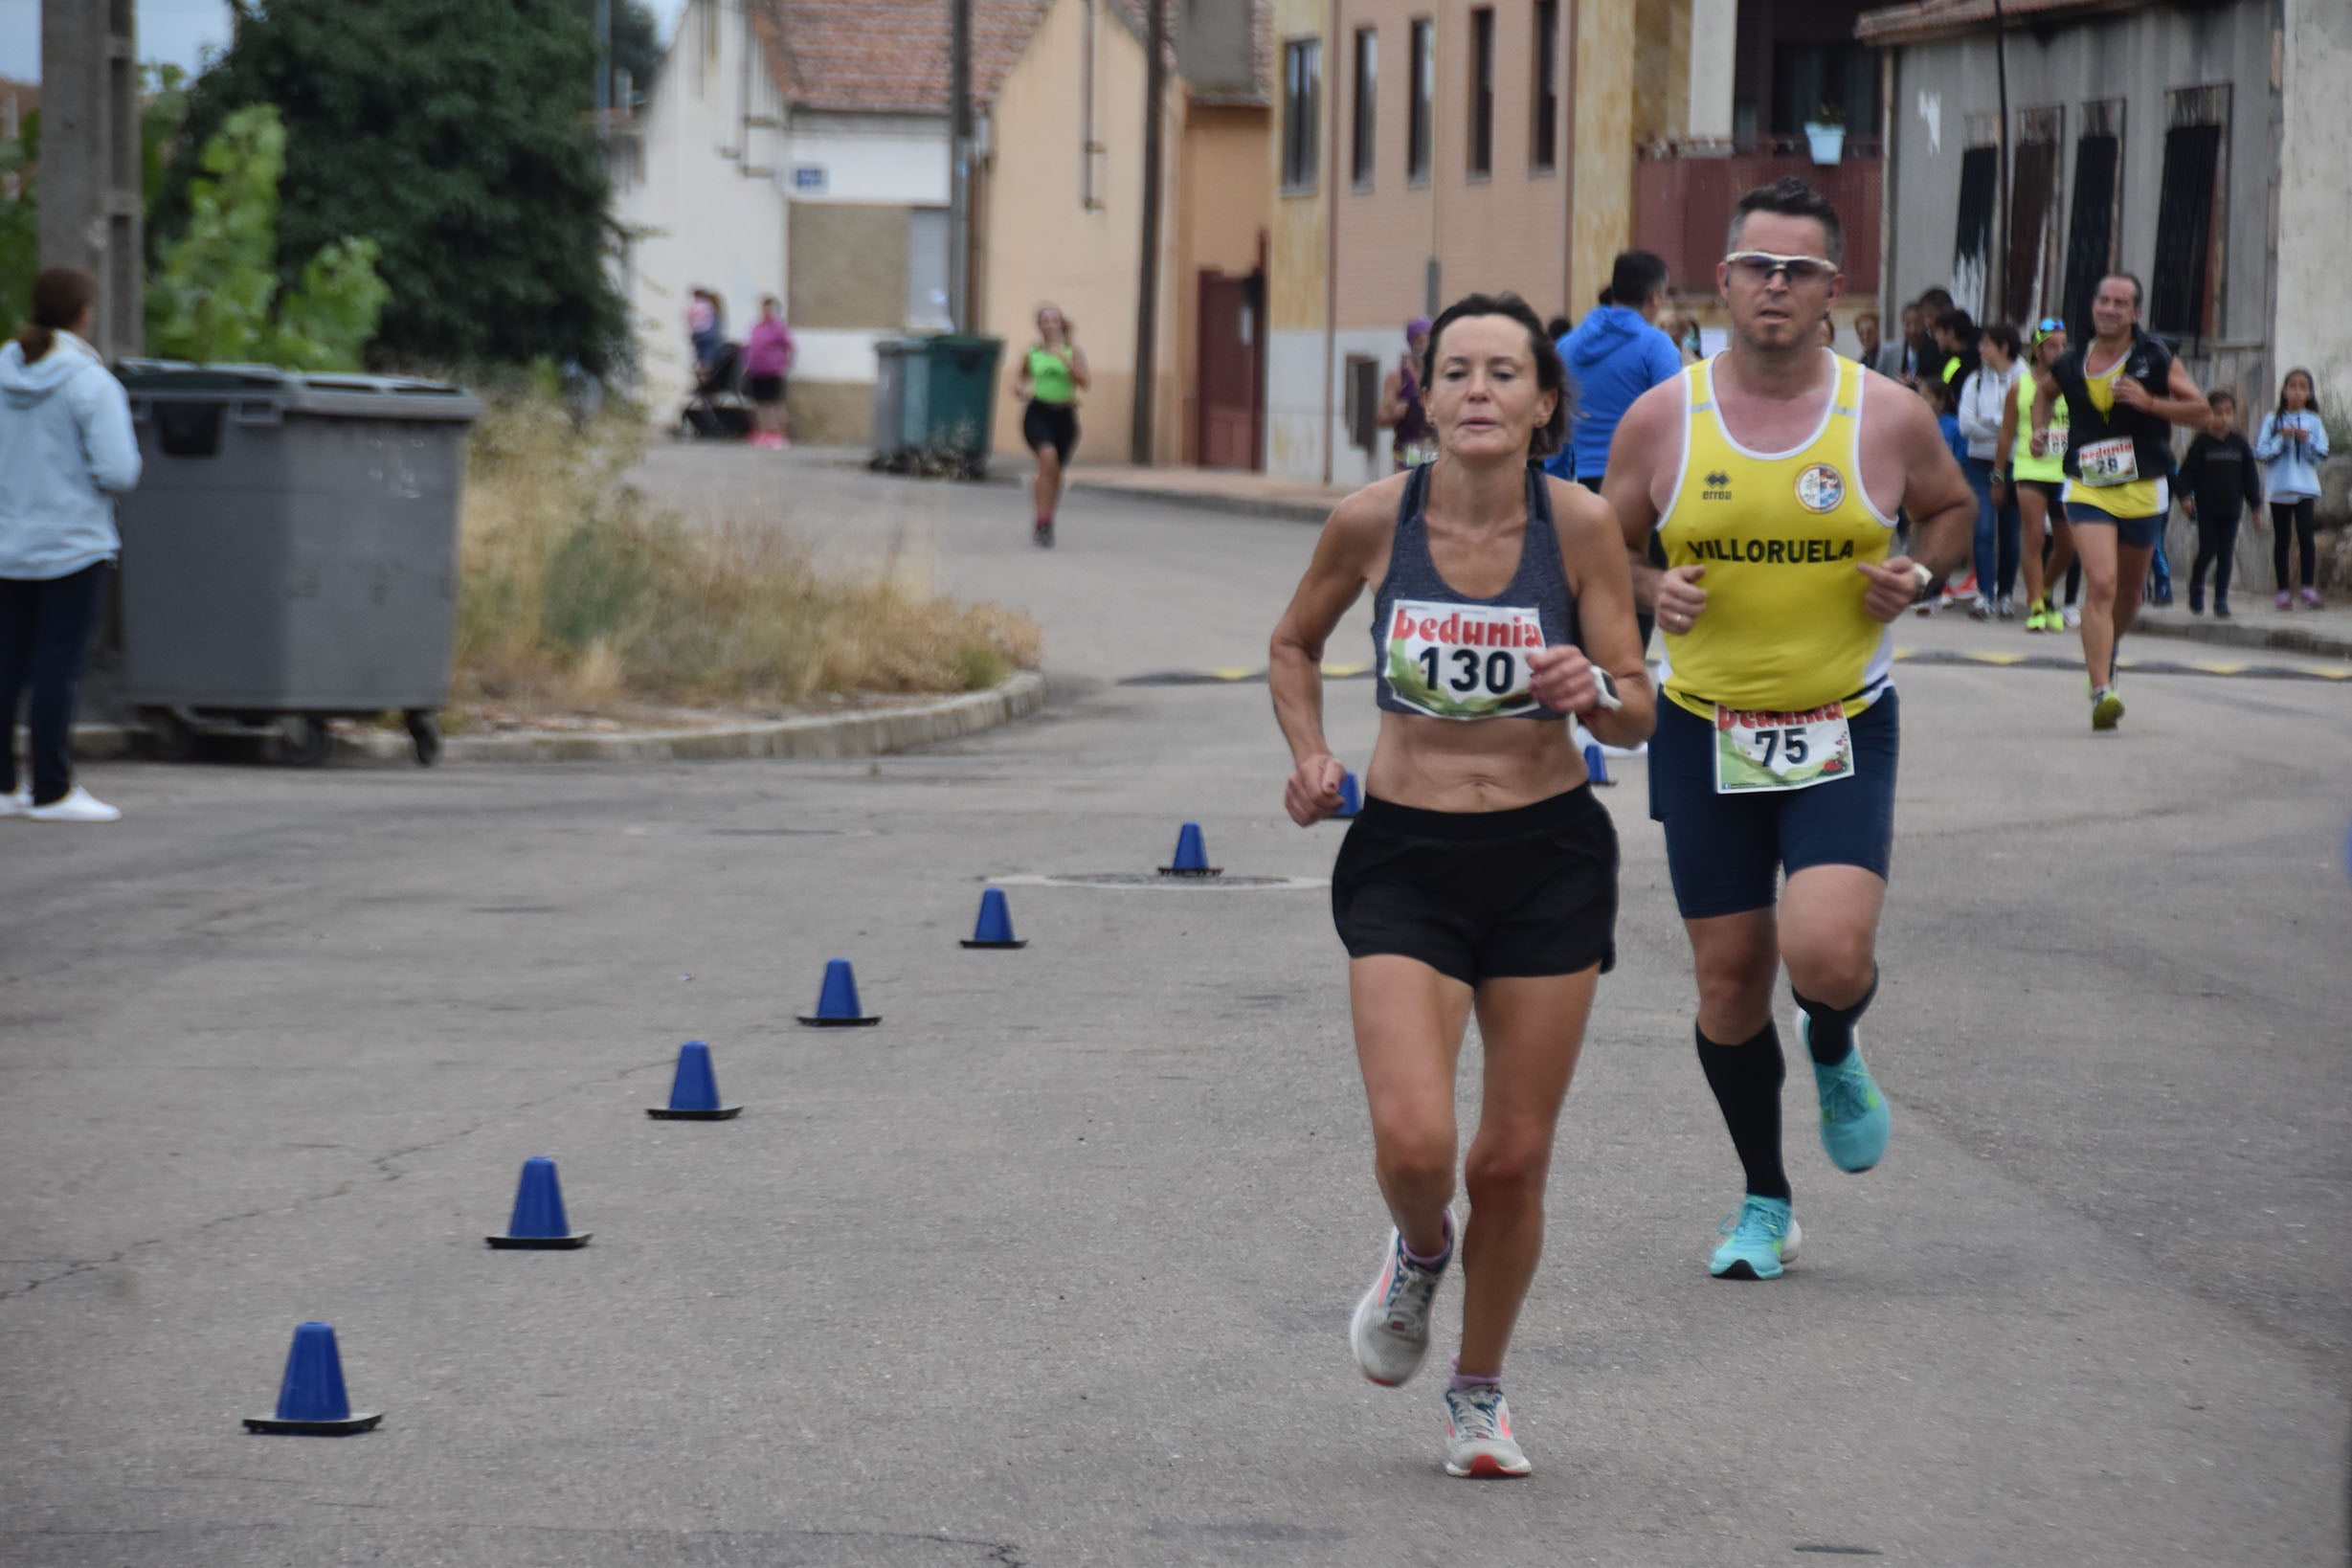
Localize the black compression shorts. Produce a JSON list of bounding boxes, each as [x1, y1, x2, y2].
[[1331, 787, 1618, 983]]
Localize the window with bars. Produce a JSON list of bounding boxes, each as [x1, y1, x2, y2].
[[1353, 28, 1378, 188], [1408, 19, 1434, 183], [1952, 141, 1998, 321], [2060, 101, 2124, 339], [1531, 0, 1558, 172], [1282, 38, 1322, 194], [1467, 9, 1494, 177], [2148, 85, 2229, 342], [2005, 108, 2064, 325]]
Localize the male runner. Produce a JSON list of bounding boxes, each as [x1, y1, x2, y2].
[[1602, 178, 1975, 1279], [2029, 274, 2207, 730]]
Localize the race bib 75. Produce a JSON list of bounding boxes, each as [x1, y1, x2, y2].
[[1383, 598, 1546, 719]]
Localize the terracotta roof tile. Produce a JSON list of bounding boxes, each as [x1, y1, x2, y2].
[[750, 0, 1268, 116]]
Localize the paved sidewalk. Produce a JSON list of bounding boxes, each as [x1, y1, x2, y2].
[[1066, 464, 1344, 523], [2127, 594, 2352, 659]]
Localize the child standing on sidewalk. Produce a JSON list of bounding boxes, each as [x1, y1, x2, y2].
[[2178, 391, 2263, 618], [2253, 368, 2330, 609]]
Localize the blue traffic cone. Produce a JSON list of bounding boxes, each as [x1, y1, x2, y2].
[[1583, 741, 1613, 787], [647, 1040, 741, 1120], [243, 1321, 382, 1434], [1159, 820, 1221, 877], [1334, 770, 1362, 818], [797, 957, 881, 1027], [961, 887, 1027, 949], [485, 1155, 591, 1249]]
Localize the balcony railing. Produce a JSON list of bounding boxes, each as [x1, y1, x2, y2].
[[1633, 138, 1882, 297]]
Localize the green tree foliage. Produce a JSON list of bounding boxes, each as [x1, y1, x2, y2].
[[158, 0, 626, 375], [146, 104, 389, 370], [0, 108, 34, 336], [597, 0, 663, 111]]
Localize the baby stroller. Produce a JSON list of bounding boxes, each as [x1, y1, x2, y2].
[[678, 342, 753, 439]]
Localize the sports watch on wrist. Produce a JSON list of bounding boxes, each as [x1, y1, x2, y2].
[[1588, 667, 1623, 713], [1909, 561, 1939, 603]]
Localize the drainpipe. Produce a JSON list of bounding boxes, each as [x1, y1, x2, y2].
[[1991, 0, 2011, 323], [1321, 0, 1342, 485], [1561, 0, 1579, 319]]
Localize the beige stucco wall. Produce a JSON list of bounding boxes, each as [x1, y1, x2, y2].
[[1266, 0, 1330, 335], [2274, 0, 2352, 422], [978, 0, 1186, 462], [1568, 0, 1636, 318]]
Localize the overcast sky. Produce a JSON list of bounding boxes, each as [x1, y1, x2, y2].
[[0, 0, 689, 83]]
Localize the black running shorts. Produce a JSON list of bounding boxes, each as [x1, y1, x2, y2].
[[1022, 399, 1079, 461], [1331, 786, 1618, 984]]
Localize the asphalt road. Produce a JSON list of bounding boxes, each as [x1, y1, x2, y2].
[[4, 446, 2348, 1567]]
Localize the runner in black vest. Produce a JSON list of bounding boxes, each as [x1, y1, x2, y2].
[[2029, 274, 2208, 730], [1269, 292, 1654, 1479]]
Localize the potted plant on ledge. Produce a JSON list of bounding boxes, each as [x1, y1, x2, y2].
[[1805, 101, 1846, 166]]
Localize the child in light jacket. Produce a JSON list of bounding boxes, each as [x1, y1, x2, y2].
[[2252, 367, 2331, 608]]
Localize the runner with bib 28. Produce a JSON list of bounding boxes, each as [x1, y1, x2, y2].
[[1269, 292, 1654, 1479], [1602, 178, 1974, 1283]]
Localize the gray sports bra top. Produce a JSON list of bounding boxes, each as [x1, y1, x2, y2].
[[1372, 461, 1577, 722]]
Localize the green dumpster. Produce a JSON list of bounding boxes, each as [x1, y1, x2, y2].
[[917, 335, 1004, 480]]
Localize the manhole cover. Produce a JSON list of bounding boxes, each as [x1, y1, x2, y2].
[[991, 872, 1329, 891]]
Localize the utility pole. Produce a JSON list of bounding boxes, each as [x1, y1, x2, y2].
[[950, 0, 973, 332], [37, 0, 142, 358], [1130, 0, 1168, 461]]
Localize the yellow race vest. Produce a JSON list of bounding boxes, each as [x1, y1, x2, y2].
[[1657, 353, 1897, 718], [2061, 356, 2164, 518]]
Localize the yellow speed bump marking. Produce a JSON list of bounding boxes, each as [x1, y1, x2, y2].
[[1125, 648, 2351, 686]]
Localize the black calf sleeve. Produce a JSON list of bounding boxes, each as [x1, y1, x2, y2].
[[1793, 966, 1878, 1065], [1695, 1023, 1790, 1202]]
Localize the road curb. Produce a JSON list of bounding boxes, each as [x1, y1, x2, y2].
[[2122, 615, 2352, 661], [71, 672, 1049, 767], [1066, 481, 1332, 524]]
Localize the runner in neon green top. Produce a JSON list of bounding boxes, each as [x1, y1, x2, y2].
[[1011, 303, 1089, 547], [1996, 320, 2076, 633]]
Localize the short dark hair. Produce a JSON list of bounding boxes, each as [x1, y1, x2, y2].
[[1935, 308, 1977, 341], [1982, 323, 2022, 358], [1915, 286, 1954, 313], [2100, 272, 2143, 309], [2206, 389, 2235, 409], [1915, 374, 1956, 413], [1609, 250, 1670, 309], [1727, 177, 1844, 266], [1545, 314, 1572, 341], [1420, 291, 1572, 459]]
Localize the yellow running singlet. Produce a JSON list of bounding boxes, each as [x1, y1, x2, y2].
[[2061, 357, 2164, 518], [1656, 352, 1897, 718]]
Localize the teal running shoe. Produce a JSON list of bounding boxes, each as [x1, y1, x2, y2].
[[1711, 1196, 1801, 1280], [1803, 1015, 1892, 1173]]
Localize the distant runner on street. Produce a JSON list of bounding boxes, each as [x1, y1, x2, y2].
[[1602, 178, 1974, 1282], [1269, 291, 1654, 1478], [2031, 274, 2208, 729]]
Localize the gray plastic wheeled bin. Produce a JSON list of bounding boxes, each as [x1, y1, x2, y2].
[[870, 337, 926, 468], [111, 363, 484, 766]]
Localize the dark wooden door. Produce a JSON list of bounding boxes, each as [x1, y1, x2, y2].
[[1196, 270, 1264, 470]]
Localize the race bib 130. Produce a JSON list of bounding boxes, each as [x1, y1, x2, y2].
[[1383, 598, 1546, 719]]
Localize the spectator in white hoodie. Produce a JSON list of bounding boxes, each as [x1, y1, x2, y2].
[[0, 269, 142, 822], [2253, 367, 2332, 608], [1957, 324, 2024, 618]]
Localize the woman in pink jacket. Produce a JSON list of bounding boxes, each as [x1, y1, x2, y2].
[[743, 297, 795, 449]]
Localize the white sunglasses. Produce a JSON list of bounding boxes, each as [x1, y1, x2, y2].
[[1723, 251, 1839, 286]]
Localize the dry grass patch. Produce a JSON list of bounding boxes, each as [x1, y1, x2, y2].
[[453, 394, 1040, 711]]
